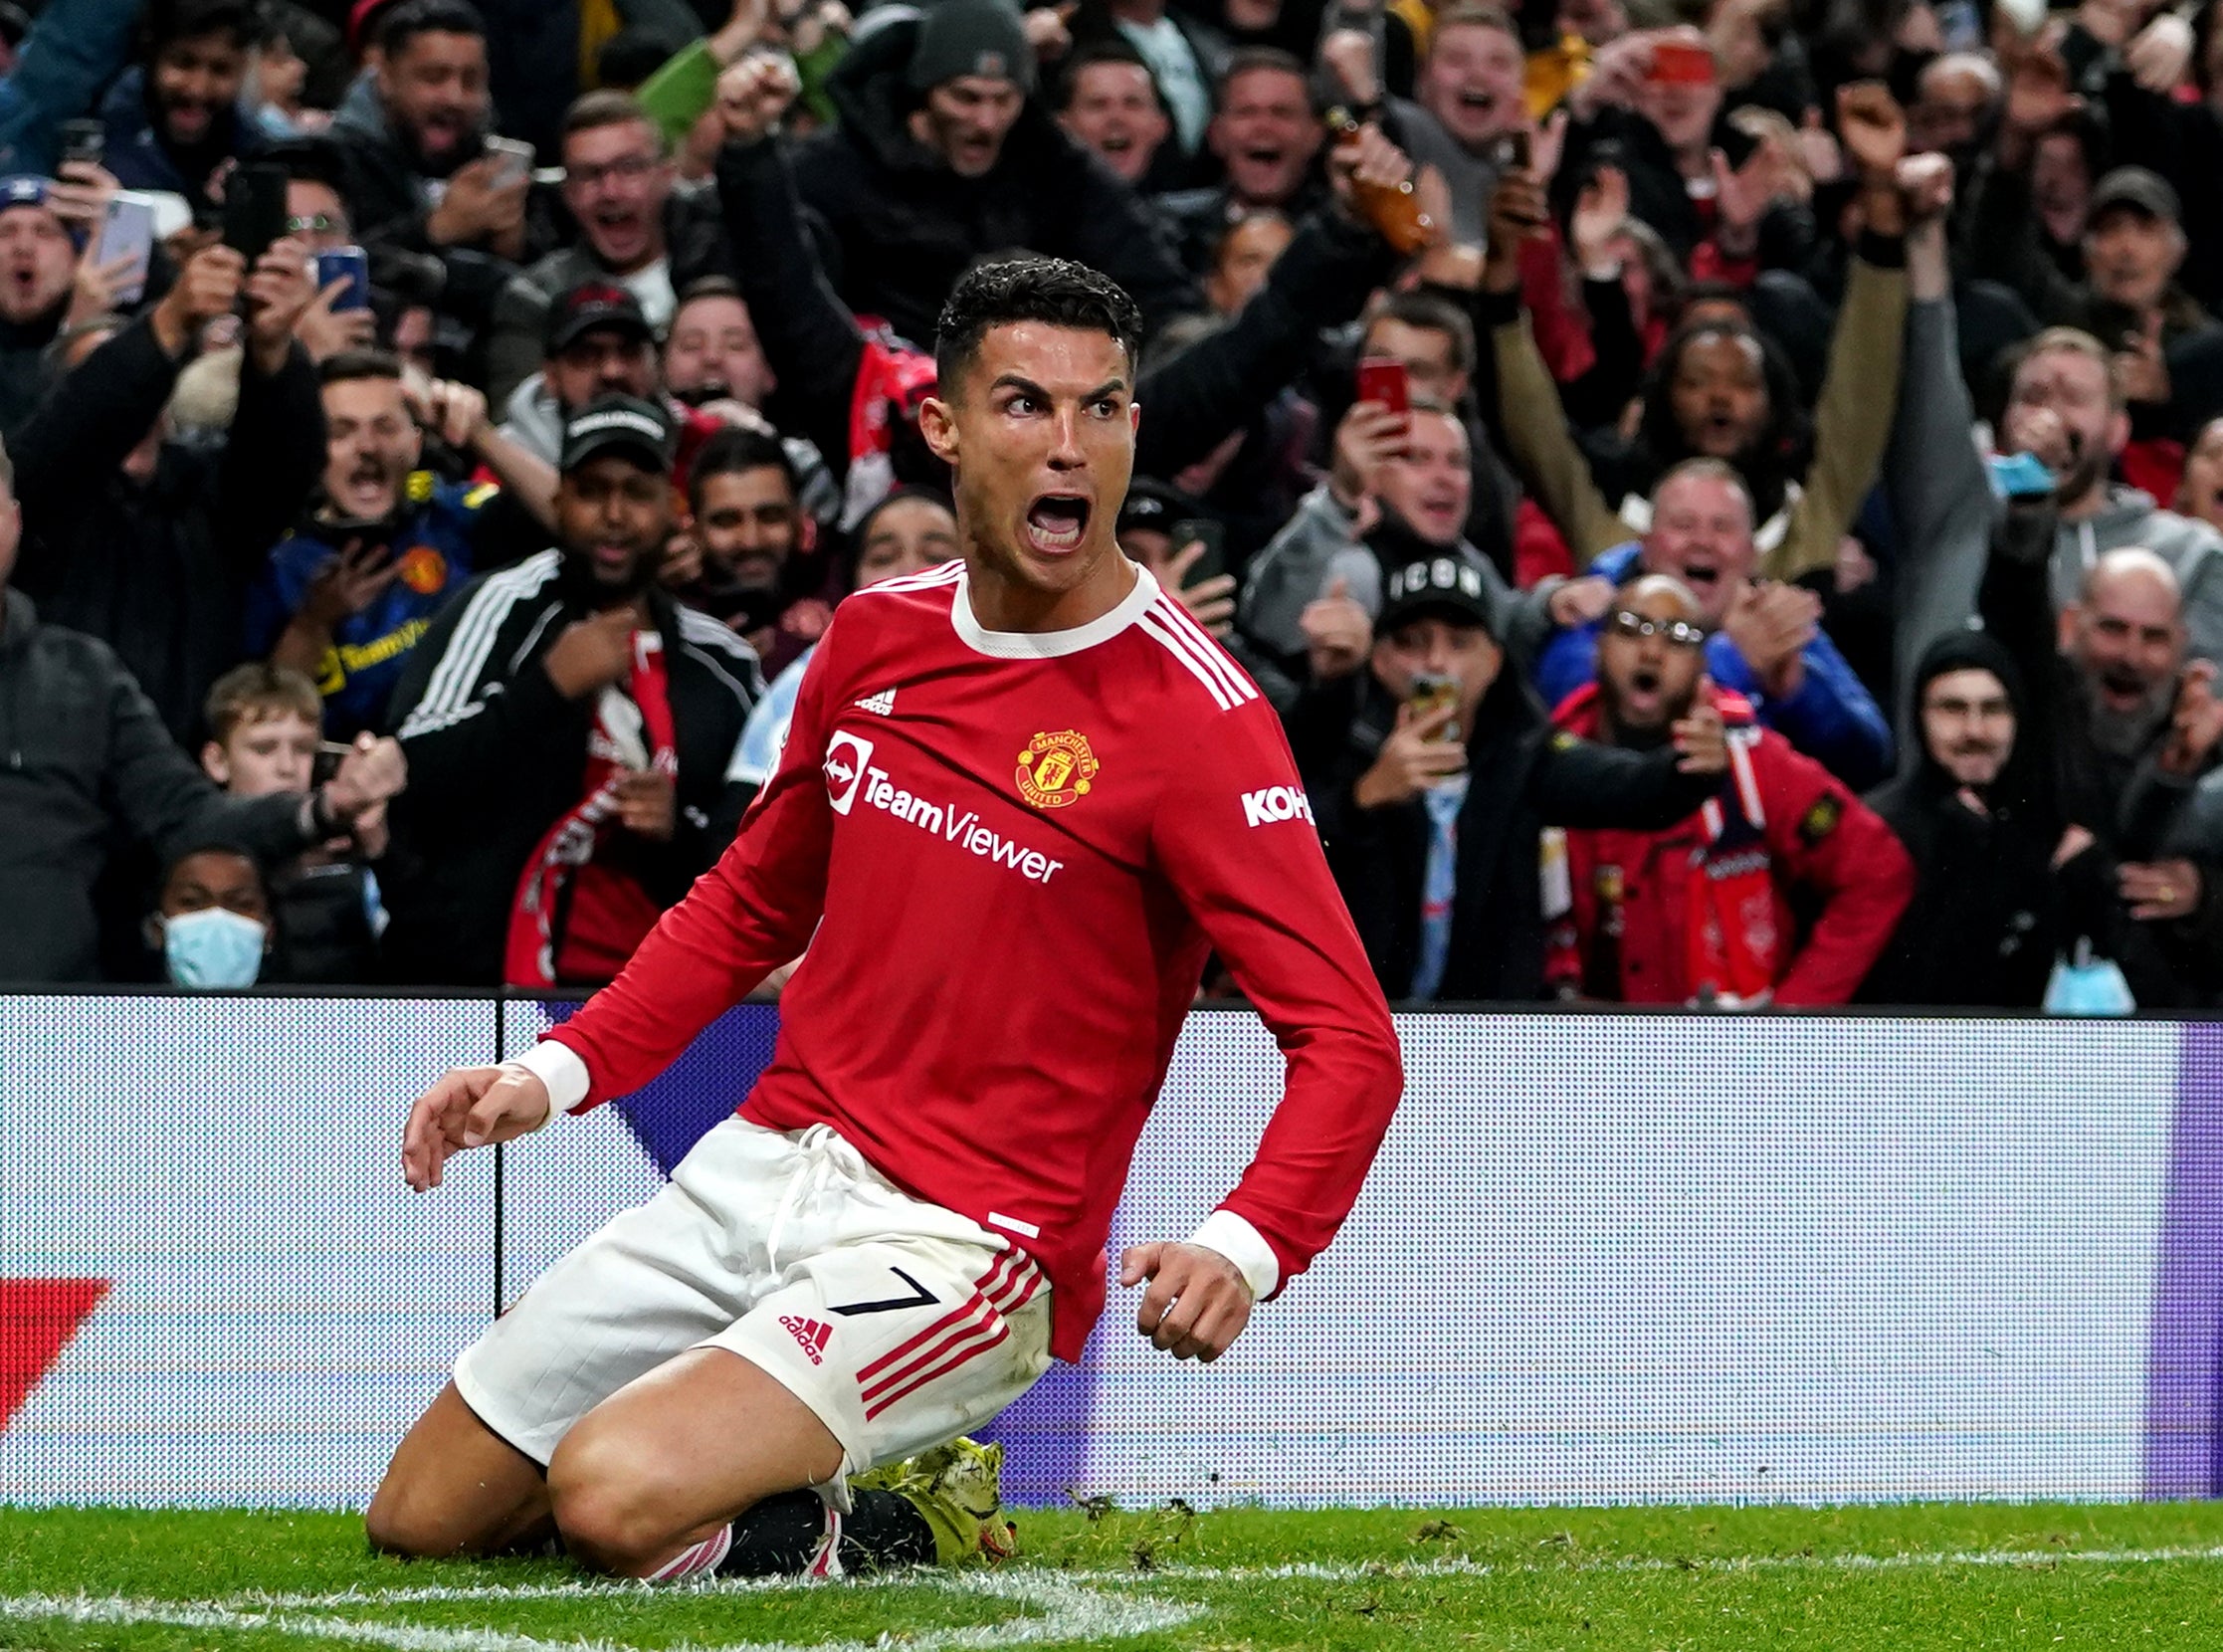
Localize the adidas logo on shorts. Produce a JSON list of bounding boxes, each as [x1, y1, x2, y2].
[[781, 1315, 833, 1365]]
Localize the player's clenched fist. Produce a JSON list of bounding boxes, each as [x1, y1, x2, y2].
[[401, 1064, 553, 1192], [1119, 1241, 1254, 1363]]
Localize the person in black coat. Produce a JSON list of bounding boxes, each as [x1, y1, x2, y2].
[[0, 498, 404, 982], [1288, 555, 1725, 1002], [381, 395, 763, 986], [1948, 495, 2223, 1007], [785, 0, 1201, 347], [8, 238, 326, 745], [327, 0, 524, 365], [711, 56, 1396, 507], [1861, 627, 2066, 1007]]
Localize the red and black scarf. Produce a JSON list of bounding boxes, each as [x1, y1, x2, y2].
[[504, 627, 678, 987]]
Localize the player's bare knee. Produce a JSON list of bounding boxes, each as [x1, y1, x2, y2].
[[364, 1475, 464, 1559], [548, 1481, 671, 1576], [547, 1427, 676, 1574]]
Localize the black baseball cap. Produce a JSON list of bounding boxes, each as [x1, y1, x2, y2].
[[560, 394, 675, 475], [546, 281, 655, 354], [1378, 555, 1497, 636], [2088, 166, 2181, 228]]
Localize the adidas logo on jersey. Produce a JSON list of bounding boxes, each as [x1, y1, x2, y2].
[[854, 688, 898, 716], [1242, 784, 1315, 829], [781, 1315, 832, 1364]]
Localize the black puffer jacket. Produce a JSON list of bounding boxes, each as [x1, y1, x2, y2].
[[0, 591, 314, 982], [786, 18, 1200, 346]]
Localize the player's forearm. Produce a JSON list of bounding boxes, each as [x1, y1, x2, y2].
[[537, 853, 823, 1108], [1215, 1027, 1403, 1294]]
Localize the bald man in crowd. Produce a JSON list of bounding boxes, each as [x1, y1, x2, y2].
[[1984, 536, 2223, 1002], [1908, 53, 1999, 173]]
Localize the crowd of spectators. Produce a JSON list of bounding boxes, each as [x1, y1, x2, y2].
[[8, 0, 2223, 1011]]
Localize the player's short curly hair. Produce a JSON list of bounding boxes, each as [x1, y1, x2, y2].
[[933, 258, 1144, 392]]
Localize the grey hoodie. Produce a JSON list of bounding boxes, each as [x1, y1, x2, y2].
[[1881, 289, 2223, 701], [2050, 488, 2223, 666], [1238, 482, 1556, 669]]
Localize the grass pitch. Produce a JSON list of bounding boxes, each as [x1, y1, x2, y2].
[[6, 1501, 2223, 1651]]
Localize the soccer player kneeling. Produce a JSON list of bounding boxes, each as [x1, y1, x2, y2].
[[366, 258, 1403, 1581]]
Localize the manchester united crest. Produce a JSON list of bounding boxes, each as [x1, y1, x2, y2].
[[396, 544, 449, 595], [1015, 729, 1099, 809]]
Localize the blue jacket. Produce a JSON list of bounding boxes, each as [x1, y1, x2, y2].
[[0, 0, 141, 176], [246, 477, 496, 738], [1532, 541, 1895, 789]]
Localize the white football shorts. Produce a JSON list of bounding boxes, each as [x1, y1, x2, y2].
[[452, 1116, 1052, 1481]]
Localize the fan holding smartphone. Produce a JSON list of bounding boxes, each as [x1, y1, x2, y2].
[[426, 138, 533, 260], [1327, 358, 1414, 523]]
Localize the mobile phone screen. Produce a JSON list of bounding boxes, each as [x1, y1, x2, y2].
[[1408, 673, 1461, 739], [316, 246, 372, 312], [95, 195, 156, 306], [1168, 518, 1227, 585], [59, 119, 105, 167], [223, 164, 290, 261], [1356, 356, 1411, 415], [484, 138, 534, 189], [1649, 40, 1716, 85]]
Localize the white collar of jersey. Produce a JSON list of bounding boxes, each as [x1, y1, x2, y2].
[[949, 558, 1161, 660]]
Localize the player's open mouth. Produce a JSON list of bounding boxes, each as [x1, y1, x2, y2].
[[1023, 495, 1090, 556], [1680, 563, 1718, 593]]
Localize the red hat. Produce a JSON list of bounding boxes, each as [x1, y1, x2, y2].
[[348, 0, 403, 55]]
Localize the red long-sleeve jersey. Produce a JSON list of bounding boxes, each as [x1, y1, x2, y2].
[[542, 560, 1403, 1360]]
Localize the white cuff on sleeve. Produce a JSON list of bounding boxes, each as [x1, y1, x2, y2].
[[507, 1041, 590, 1116], [1187, 1209, 1281, 1301]]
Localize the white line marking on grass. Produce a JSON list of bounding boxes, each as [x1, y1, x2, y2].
[[0, 1572, 1198, 1652], [0, 1595, 587, 1652], [1083, 1544, 2223, 1583], [244, 1541, 2223, 1603], [7, 1544, 2221, 1652]]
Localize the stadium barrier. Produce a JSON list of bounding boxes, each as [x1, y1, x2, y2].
[[2, 993, 2218, 1510]]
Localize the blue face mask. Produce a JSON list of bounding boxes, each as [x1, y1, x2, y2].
[[162, 907, 268, 989]]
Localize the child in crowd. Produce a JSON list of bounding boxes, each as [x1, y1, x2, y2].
[[198, 663, 388, 984], [145, 842, 274, 989]]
